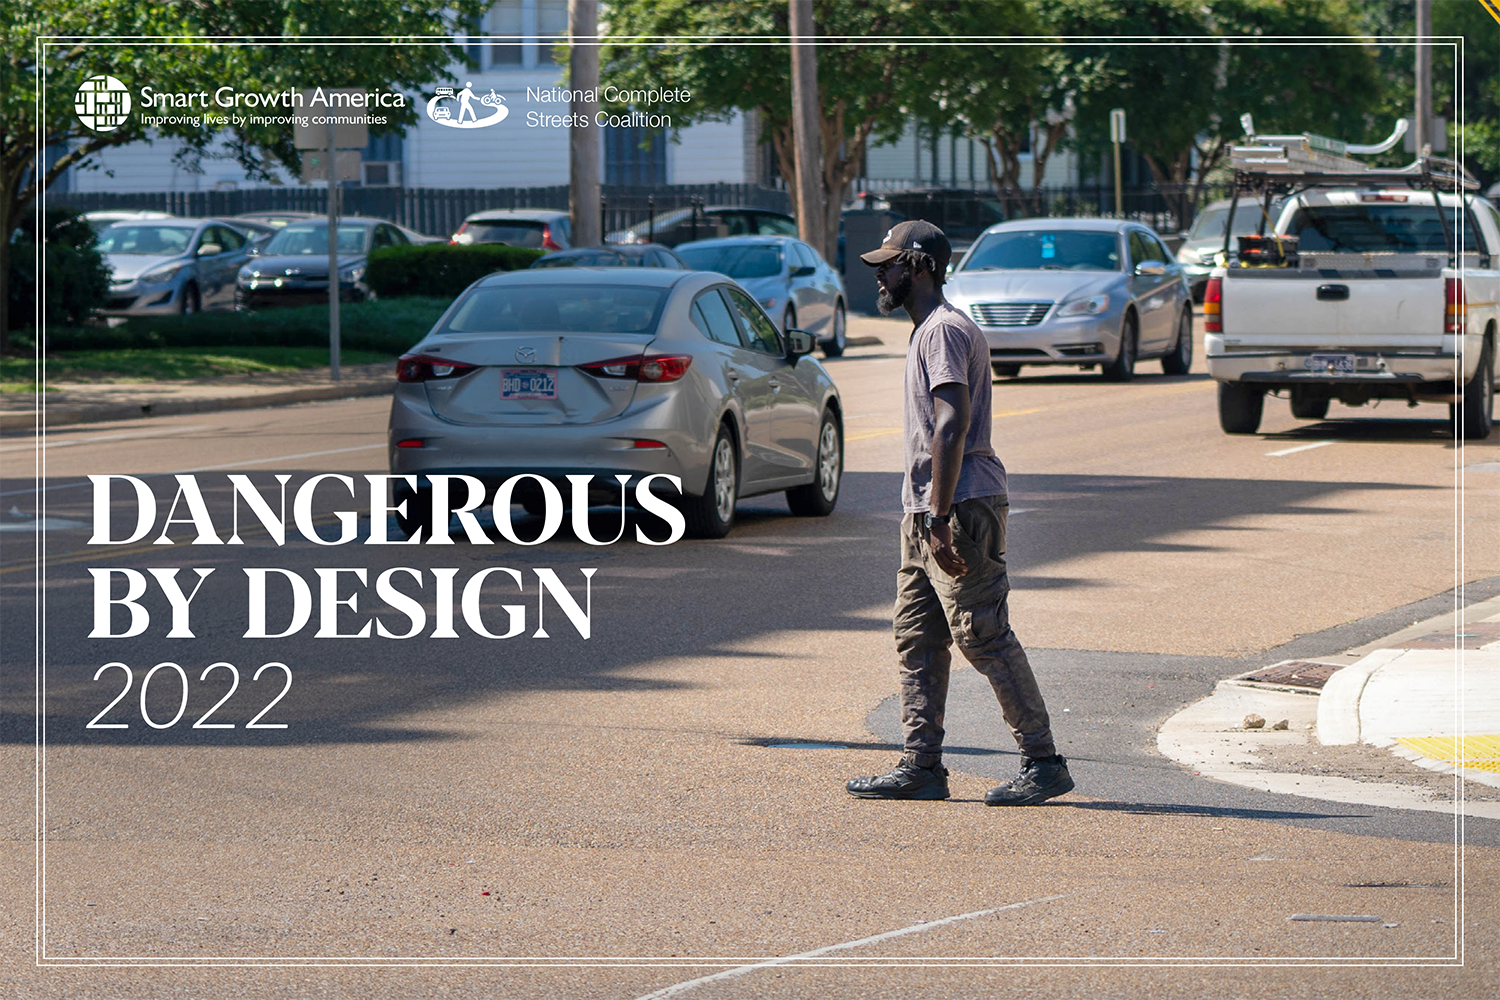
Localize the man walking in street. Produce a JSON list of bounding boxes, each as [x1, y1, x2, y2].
[[845, 220, 1073, 806]]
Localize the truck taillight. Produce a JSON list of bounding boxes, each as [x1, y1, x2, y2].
[[542, 224, 561, 251], [1446, 277, 1466, 334], [1204, 276, 1223, 333]]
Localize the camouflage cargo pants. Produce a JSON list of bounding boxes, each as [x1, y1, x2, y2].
[[894, 495, 1056, 766]]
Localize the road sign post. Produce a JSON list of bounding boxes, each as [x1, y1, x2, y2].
[[1110, 109, 1126, 219]]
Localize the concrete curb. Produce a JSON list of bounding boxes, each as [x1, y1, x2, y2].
[[0, 378, 393, 432]]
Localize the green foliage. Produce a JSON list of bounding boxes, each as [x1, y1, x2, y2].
[[6, 207, 110, 331], [0, 346, 393, 382], [32, 297, 450, 354], [365, 244, 543, 300]]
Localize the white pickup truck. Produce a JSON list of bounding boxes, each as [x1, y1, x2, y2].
[[1205, 178, 1498, 440]]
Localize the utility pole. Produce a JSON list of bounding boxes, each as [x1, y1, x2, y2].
[[1414, 0, 1433, 154], [789, 0, 826, 261], [569, 0, 601, 246]]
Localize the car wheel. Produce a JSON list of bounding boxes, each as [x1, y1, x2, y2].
[[180, 284, 201, 315], [393, 483, 435, 541], [1453, 336, 1495, 440], [821, 300, 847, 358], [683, 426, 738, 538], [1162, 309, 1193, 375], [1103, 311, 1137, 382], [991, 363, 1021, 379], [786, 410, 842, 516], [1218, 382, 1264, 434], [1290, 387, 1330, 420]]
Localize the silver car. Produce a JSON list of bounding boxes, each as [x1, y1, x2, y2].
[[677, 236, 849, 357], [945, 218, 1193, 381], [387, 268, 844, 538], [99, 218, 272, 316]]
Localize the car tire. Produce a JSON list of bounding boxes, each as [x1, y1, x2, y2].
[[821, 300, 847, 358], [1161, 309, 1193, 375], [786, 410, 842, 516], [1218, 382, 1264, 434], [393, 483, 435, 541], [991, 363, 1021, 379], [1290, 387, 1330, 420], [180, 284, 201, 315], [1453, 336, 1495, 440], [682, 426, 738, 538], [1103, 311, 1137, 382]]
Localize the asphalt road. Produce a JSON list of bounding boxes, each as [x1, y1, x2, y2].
[[1, 312, 1496, 998]]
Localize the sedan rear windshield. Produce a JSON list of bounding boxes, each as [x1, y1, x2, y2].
[[263, 224, 370, 255], [97, 225, 198, 255], [441, 284, 668, 335], [961, 230, 1121, 271], [458, 221, 547, 246], [678, 244, 782, 278], [1285, 205, 1480, 254]]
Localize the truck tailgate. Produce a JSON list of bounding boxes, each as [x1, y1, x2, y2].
[[1222, 269, 1445, 346]]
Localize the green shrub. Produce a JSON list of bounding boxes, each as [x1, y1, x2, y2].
[[366, 243, 542, 299], [7, 207, 110, 331]]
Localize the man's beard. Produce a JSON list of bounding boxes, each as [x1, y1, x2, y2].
[[876, 268, 912, 316]]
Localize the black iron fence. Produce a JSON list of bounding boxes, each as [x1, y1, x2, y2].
[[51, 182, 793, 241]]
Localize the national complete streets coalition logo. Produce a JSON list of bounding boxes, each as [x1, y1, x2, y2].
[[76, 75, 132, 132], [425, 82, 508, 128]]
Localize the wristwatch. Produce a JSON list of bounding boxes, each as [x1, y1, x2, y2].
[[923, 510, 951, 530]]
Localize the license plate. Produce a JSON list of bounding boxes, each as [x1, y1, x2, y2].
[[1304, 353, 1356, 375], [501, 369, 556, 399]]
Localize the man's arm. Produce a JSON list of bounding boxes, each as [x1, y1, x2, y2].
[[927, 382, 970, 578]]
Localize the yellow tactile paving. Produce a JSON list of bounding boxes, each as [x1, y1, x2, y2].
[[1395, 734, 1500, 773]]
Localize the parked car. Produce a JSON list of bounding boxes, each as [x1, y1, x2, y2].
[[387, 268, 844, 538], [98, 217, 273, 316], [236, 216, 411, 308], [607, 206, 797, 248], [1174, 197, 1283, 302], [945, 218, 1193, 381], [881, 188, 1007, 255], [83, 209, 177, 237], [450, 208, 572, 250], [530, 244, 687, 269], [237, 211, 441, 245], [677, 235, 848, 357]]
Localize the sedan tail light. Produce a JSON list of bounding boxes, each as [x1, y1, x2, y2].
[[397, 354, 477, 383], [578, 354, 693, 383], [542, 224, 562, 252], [1204, 276, 1223, 333], [1446, 277, 1466, 334]]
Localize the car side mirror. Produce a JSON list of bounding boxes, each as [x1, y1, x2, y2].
[[784, 328, 818, 361], [1135, 260, 1167, 276], [197, 243, 223, 257], [790, 264, 816, 277]]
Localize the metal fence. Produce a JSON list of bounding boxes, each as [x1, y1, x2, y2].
[[51, 182, 793, 240]]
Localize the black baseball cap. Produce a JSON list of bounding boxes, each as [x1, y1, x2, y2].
[[860, 219, 952, 270]]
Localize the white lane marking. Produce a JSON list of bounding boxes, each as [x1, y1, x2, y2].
[[1265, 440, 1336, 457], [0, 424, 209, 454], [629, 893, 1070, 1000]]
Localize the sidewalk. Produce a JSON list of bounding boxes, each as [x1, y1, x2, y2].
[[1159, 591, 1500, 818], [0, 361, 395, 432]]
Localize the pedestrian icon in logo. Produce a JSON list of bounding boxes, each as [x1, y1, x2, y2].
[[426, 85, 507, 129]]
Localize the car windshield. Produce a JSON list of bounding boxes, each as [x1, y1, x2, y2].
[[960, 230, 1120, 271], [677, 244, 783, 278], [1284, 204, 1479, 254], [459, 221, 547, 246], [440, 284, 668, 335], [96, 225, 198, 256], [262, 224, 371, 255], [1188, 204, 1273, 240]]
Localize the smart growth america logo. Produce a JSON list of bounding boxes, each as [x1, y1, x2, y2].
[[75, 75, 132, 132]]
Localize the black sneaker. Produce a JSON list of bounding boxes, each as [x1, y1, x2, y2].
[[984, 754, 1074, 806], [846, 754, 951, 800]]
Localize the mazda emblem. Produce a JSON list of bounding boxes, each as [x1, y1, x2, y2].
[[515, 346, 537, 363]]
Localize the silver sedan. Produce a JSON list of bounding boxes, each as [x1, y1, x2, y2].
[[944, 218, 1193, 381], [387, 268, 844, 538]]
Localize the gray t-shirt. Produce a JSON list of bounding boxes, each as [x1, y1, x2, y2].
[[902, 302, 1008, 512]]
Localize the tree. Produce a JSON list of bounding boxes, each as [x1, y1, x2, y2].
[[601, 0, 1006, 264], [2, 0, 486, 349]]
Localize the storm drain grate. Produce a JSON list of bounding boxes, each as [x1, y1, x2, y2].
[[1244, 660, 1343, 689]]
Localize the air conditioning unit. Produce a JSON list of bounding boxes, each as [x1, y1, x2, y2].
[[362, 161, 402, 187]]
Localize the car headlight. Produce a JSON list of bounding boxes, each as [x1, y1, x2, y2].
[[339, 265, 366, 283], [139, 263, 187, 283], [1056, 294, 1108, 317]]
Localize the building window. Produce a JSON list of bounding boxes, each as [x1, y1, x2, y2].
[[489, 1, 522, 67], [605, 125, 667, 185], [536, 0, 568, 65]]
